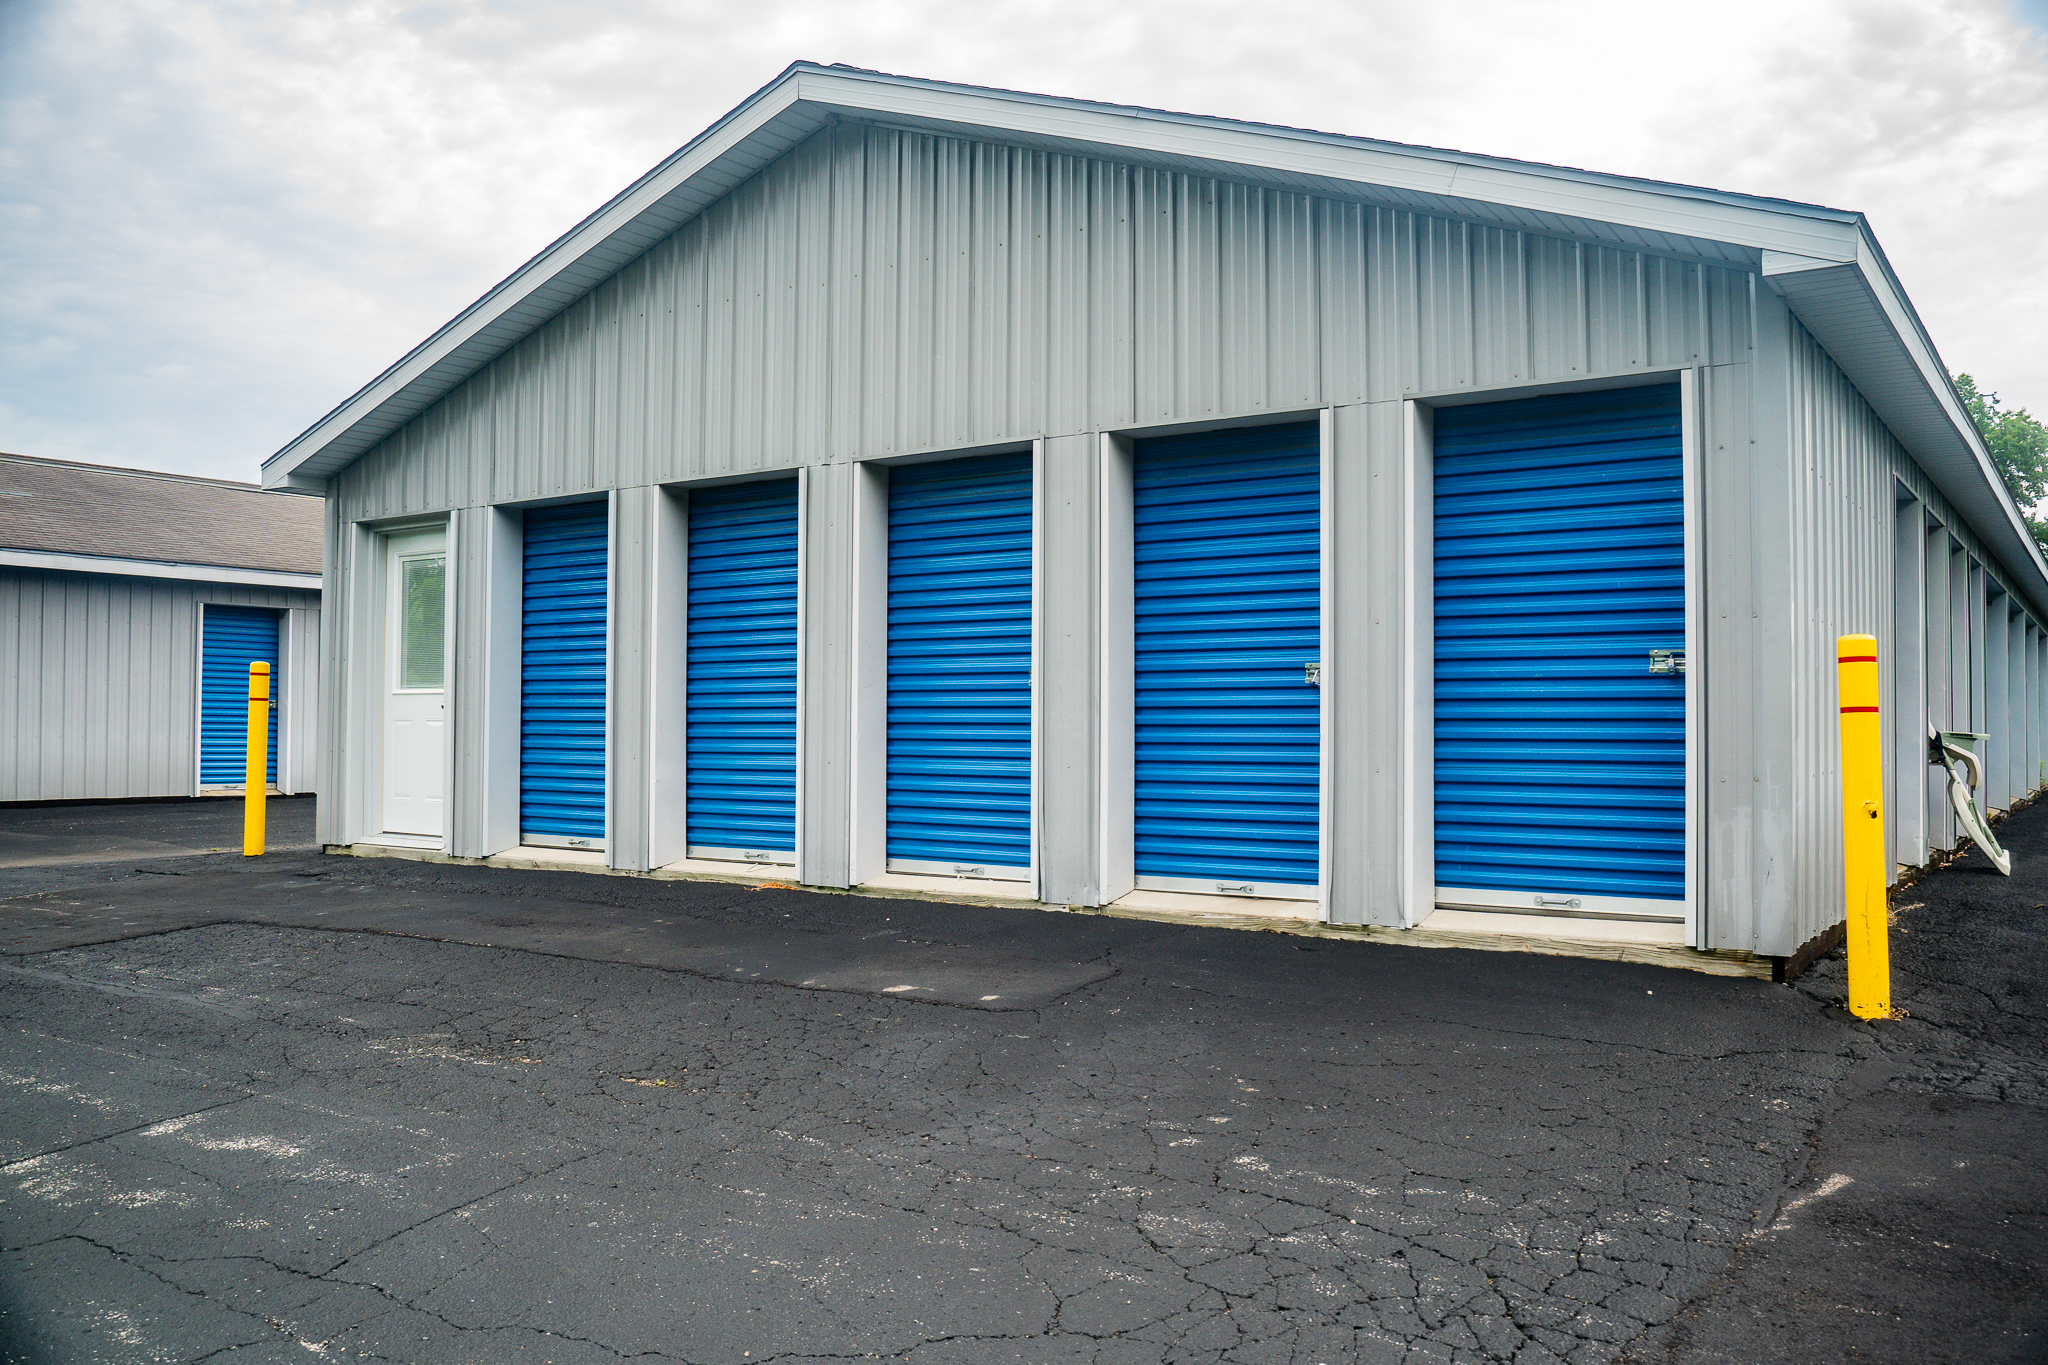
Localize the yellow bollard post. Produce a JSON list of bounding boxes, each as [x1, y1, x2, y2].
[[1838, 634, 1889, 1019], [244, 661, 269, 857]]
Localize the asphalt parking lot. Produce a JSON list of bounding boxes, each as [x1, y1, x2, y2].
[[0, 797, 2043, 1364]]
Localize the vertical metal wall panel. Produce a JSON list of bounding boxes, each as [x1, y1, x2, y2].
[[1316, 202, 1371, 407], [1267, 192, 1321, 409], [1923, 525, 1957, 851], [449, 505, 523, 858], [1415, 217, 1471, 394], [201, 605, 282, 786], [1987, 585, 2011, 808], [1526, 238, 1588, 380], [2015, 605, 2031, 802], [1468, 227, 1528, 391], [1035, 433, 1105, 906], [1041, 155, 1085, 438], [884, 453, 1034, 871], [0, 568, 315, 803], [1433, 385, 1686, 903], [520, 502, 609, 841], [2023, 630, 2039, 789], [1325, 400, 1408, 926], [796, 462, 868, 888], [1132, 423, 1321, 887], [1891, 496, 1927, 864], [283, 605, 322, 795], [687, 479, 800, 854], [323, 512, 371, 846], [1085, 160, 1137, 431], [1970, 562, 1987, 732], [1700, 342, 1783, 954], [605, 486, 656, 870]]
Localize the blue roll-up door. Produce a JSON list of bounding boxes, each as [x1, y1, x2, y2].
[[1433, 384, 1685, 908], [200, 605, 280, 788], [687, 479, 799, 858], [887, 452, 1033, 874], [521, 502, 608, 845], [1133, 424, 1320, 891]]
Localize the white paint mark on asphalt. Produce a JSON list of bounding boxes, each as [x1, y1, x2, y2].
[[0, 1068, 119, 1112], [139, 1114, 202, 1137], [93, 1308, 146, 1349], [1756, 1172, 1854, 1235], [180, 1133, 306, 1158]]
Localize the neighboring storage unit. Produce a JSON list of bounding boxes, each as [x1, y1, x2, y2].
[[520, 502, 608, 846], [686, 479, 800, 861], [1132, 425, 1321, 894], [1433, 385, 1686, 914], [886, 453, 1034, 876], [199, 604, 281, 788]]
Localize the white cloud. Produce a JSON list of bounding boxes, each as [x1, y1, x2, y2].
[[3, 0, 2046, 482]]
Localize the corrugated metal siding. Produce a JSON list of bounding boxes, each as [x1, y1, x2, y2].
[[332, 122, 1753, 523], [1133, 423, 1320, 886], [885, 453, 1033, 870], [199, 606, 281, 787], [1434, 386, 1686, 903], [1742, 316, 2048, 954], [521, 502, 608, 841], [0, 568, 317, 803], [687, 479, 799, 853]]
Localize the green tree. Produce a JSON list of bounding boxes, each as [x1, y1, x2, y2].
[[1955, 372, 2048, 551]]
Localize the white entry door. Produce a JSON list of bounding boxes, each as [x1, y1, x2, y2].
[[383, 529, 448, 838]]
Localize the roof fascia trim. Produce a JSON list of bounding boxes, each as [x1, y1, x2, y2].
[[795, 69, 1862, 260], [0, 548, 323, 590]]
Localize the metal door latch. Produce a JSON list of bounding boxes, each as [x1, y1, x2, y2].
[[1304, 661, 1322, 687], [1648, 649, 1687, 676], [742, 850, 774, 861], [1534, 894, 1582, 910], [952, 865, 986, 877], [1217, 882, 1254, 894]]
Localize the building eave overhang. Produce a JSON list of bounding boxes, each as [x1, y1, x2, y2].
[[261, 63, 2043, 612], [0, 547, 323, 590]]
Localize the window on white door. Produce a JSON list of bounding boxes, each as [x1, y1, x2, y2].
[[398, 553, 446, 690]]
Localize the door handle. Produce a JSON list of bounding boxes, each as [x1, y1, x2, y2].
[[1648, 649, 1686, 675]]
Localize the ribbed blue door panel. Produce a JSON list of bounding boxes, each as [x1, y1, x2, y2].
[[688, 480, 799, 852], [1434, 384, 1685, 901], [887, 453, 1033, 868], [1133, 424, 1320, 885], [521, 502, 608, 841], [200, 606, 280, 786]]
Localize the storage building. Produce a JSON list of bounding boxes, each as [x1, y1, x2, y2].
[[2, 454, 322, 802], [261, 64, 2047, 970]]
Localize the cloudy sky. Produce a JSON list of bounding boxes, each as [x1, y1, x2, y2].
[[3, 0, 2046, 484]]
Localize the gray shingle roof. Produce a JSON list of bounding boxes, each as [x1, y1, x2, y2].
[[0, 453, 323, 576]]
